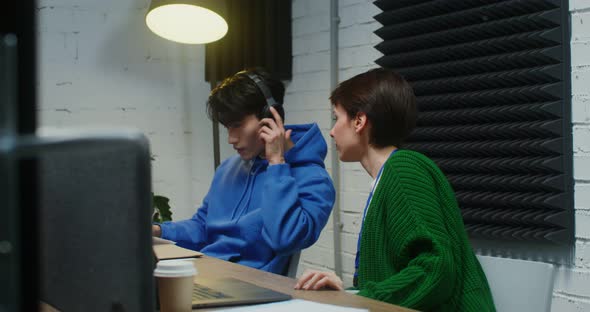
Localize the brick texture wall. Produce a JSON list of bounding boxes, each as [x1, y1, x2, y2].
[[552, 1, 590, 310], [37, 0, 214, 220], [288, 0, 381, 287]]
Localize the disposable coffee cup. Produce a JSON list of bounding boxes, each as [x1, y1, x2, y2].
[[154, 259, 197, 312]]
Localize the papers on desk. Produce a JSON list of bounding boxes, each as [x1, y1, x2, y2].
[[152, 237, 203, 260], [215, 299, 369, 312], [153, 236, 176, 245]]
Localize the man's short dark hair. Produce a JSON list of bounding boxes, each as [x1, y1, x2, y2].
[[207, 68, 285, 127], [330, 68, 416, 147]]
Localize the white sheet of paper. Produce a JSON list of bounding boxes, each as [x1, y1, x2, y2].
[[214, 299, 369, 312], [152, 236, 176, 245]]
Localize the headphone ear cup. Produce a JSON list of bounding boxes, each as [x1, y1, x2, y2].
[[262, 105, 272, 119], [269, 103, 285, 121]]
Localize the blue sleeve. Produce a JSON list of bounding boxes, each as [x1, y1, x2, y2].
[[159, 193, 209, 251], [260, 163, 335, 255]]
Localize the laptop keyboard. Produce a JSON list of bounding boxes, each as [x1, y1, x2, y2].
[[192, 283, 233, 300]]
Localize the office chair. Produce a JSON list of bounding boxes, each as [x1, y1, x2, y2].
[[285, 251, 301, 278], [477, 255, 555, 312]]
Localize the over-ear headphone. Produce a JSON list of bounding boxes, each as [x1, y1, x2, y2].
[[244, 72, 282, 119]]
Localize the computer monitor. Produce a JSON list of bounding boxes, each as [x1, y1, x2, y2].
[[1, 1, 39, 310], [2, 1, 155, 310], [35, 130, 155, 312]]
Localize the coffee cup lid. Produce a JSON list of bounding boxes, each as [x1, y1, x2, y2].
[[154, 259, 197, 278]]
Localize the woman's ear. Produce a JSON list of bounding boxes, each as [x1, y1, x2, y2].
[[354, 112, 368, 134]]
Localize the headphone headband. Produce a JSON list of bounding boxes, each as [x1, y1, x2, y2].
[[245, 72, 279, 108]]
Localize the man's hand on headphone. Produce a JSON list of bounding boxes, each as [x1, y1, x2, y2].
[[258, 106, 294, 165]]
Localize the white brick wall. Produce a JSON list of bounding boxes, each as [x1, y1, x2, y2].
[[37, 0, 214, 220], [554, 1, 590, 310], [288, 0, 381, 287], [287, 0, 334, 276]]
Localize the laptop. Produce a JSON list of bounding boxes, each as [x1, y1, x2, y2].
[[190, 277, 292, 308]]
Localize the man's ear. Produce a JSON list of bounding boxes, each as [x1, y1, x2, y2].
[[354, 112, 368, 134]]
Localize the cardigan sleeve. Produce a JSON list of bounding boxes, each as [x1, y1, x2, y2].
[[357, 166, 460, 310]]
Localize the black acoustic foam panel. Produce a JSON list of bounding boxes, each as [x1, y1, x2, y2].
[[374, 0, 572, 244]]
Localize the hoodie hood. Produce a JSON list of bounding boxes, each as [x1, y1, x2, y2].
[[283, 123, 327, 167]]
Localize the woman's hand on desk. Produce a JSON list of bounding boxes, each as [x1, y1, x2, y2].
[[294, 269, 343, 291]]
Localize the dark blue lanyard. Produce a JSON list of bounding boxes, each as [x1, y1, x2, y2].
[[353, 149, 397, 287]]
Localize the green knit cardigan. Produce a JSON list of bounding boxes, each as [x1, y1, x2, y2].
[[356, 150, 496, 311]]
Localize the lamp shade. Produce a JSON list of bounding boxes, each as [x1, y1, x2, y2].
[[146, 0, 228, 44]]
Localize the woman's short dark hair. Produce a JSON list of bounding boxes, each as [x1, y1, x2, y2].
[[207, 68, 285, 127], [330, 68, 416, 147]]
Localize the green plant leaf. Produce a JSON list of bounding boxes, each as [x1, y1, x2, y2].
[[152, 194, 172, 222]]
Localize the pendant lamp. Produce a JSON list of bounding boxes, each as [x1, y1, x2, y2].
[[146, 0, 228, 44]]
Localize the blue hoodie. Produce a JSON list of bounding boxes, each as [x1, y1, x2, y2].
[[159, 123, 335, 274]]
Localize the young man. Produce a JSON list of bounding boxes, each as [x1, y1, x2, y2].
[[152, 68, 335, 275]]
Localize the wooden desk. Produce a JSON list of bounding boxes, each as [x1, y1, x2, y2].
[[192, 256, 415, 312], [41, 255, 416, 311]]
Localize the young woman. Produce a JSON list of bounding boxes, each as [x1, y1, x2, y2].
[[295, 68, 496, 311]]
